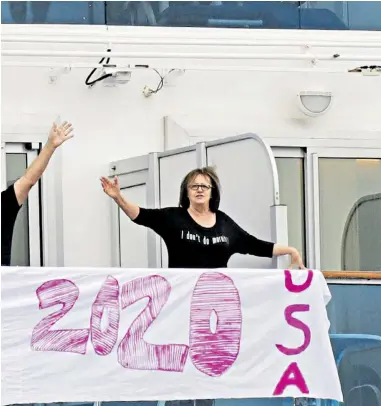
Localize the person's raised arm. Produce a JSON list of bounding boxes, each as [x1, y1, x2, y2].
[[14, 121, 74, 206], [100, 176, 139, 220]]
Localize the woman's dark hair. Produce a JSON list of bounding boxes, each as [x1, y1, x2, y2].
[[179, 166, 221, 212]]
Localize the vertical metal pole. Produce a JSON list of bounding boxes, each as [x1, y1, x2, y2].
[[196, 142, 207, 167]]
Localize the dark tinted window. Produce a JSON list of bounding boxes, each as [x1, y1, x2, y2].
[[105, 1, 301, 29], [105, 1, 381, 31], [2, 1, 381, 30], [1, 1, 105, 25], [301, 1, 381, 30]]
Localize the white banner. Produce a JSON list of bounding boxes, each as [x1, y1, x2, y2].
[[1, 267, 342, 405]]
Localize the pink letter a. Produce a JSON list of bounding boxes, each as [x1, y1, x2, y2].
[[273, 362, 309, 395]]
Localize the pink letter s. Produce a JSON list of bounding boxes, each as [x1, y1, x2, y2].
[[276, 304, 311, 356]]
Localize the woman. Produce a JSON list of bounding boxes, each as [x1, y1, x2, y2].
[[101, 166, 305, 269], [2, 121, 74, 266]]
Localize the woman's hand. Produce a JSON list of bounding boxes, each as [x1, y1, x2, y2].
[[273, 244, 306, 269], [47, 121, 74, 149], [100, 176, 121, 200], [289, 248, 306, 270]]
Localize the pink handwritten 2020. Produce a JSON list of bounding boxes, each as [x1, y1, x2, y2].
[[30, 269, 317, 391], [30, 272, 242, 377], [117, 275, 189, 372], [273, 270, 314, 396]]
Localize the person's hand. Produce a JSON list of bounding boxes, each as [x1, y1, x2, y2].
[[289, 248, 306, 270], [47, 121, 74, 149], [100, 176, 121, 200]]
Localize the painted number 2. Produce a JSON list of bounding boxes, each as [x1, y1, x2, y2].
[[117, 275, 189, 372], [31, 279, 90, 354], [31, 272, 243, 376]]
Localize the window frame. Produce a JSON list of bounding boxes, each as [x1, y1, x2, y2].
[[306, 147, 381, 271], [272, 147, 307, 265]]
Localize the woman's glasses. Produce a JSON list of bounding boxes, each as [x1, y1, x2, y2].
[[189, 184, 212, 191]]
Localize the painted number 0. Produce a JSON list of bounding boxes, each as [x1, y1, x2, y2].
[[190, 272, 242, 377]]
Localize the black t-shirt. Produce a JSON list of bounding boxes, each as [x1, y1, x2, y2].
[[1, 184, 21, 266], [133, 207, 274, 268]]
